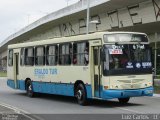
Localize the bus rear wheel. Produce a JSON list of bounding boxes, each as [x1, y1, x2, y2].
[[26, 81, 34, 97], [75, 84, 87, 106], [118, 98, 130, 104]]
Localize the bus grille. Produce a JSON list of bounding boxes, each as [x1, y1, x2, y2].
[[117, 79, 144, 83], [117, 79, 145, 89], [120, 84, 142, 89]]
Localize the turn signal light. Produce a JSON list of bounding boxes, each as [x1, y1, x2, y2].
[[104, 86, 109, 89]]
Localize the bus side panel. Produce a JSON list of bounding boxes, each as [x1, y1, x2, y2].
[[32, 82, 74, 96], [32, 82, 92, 98], [7, 47, 93, 97], [7, 79, 92, 98], [18, 66, 92, 97], [7, 79, 25, 90], [7, 79, 15, 89], [86, 85, 92, 98], [18, 80, 26, 90]]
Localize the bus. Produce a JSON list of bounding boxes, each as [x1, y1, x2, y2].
[[7, 32, 153, 105]]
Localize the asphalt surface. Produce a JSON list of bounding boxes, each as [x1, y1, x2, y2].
[[0, 78, 160, 120], [0, 101, 39, 120]]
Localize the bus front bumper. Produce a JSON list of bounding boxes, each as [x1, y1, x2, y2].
[[101, 87, 153, 99]]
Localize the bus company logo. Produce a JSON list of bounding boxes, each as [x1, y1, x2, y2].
[[126, 62, 133, 68], [34, 68, 58, 76], [136, 63, 141, 68], [142, 62, 152, 68]]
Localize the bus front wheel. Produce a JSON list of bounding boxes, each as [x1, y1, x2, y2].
[[118, 98, 130, 104], [26, 81, 34, 97], [76, 84, 87, 106]]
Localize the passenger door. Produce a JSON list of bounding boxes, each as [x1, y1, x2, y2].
[[13, 49, 19, 89], [93, 47, 101, 98], [90, 40, 102, 98]]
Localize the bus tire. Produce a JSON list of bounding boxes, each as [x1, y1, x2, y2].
[[75, 84, 87, 106], [118, 98, 130, 104], [26, 81, 34, 98]]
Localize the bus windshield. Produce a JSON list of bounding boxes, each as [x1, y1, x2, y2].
[[103, 44, 152, 76]]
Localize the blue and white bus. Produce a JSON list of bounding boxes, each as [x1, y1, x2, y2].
[[7, 32, 153, 105]]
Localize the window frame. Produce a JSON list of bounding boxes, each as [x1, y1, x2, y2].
[[25, 47, 35, 66], [46, 44, 58, 66], [73, 41, 89, 66], [35, 46, 45, 66], [59, 43, 72, 66], [20, 48, 25, 66], [8, 49, 13, 66]]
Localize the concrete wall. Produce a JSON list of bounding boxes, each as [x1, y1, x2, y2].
[[25, 0, 160, 42], [1, 51, 7, 59]]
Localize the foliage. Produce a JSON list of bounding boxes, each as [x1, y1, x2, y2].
[[154, 86, 160, 94], [0, 72, 7, 77]]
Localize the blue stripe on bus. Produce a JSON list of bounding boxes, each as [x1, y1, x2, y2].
[[32, 81, 75, 96], [7, 79, 92, 98], [7, 80, 15, 89], [7, 80, 26, 90], [7, 79, 153, 100], [19, 80, 26, 90]]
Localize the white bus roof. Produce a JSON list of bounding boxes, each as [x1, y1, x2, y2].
[[8, 32, 147, 49]]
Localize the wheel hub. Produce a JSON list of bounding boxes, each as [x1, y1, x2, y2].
[[77, 90, 82, 100], [28, 85, 32, 91]]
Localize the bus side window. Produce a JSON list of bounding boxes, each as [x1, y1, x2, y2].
[[20, 48, 25, 66], [69, 44, 73, 64], [73, 43, 77, 65], [59, 43, 72, 65], [74, 42, 89, 66], [84, 42, 89, 65], [35, 46, 45, 66], [8, 49, 13, 66], [25, 47, 34, 66], [46, 45, 58, 65]]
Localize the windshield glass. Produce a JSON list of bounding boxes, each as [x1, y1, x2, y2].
[[103, 44, 152, 76]]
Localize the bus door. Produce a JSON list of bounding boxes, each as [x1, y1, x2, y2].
[[90, 40, 102, 98], [93, 46, 102, 98], [13, 49, 19, 89]]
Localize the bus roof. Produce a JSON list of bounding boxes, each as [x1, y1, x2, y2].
[[8, 31, 147, 49]]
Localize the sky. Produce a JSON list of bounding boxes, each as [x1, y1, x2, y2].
[[0, 0, 79, 43]]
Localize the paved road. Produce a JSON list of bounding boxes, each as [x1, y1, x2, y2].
[[0, 78, 160, 119]]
